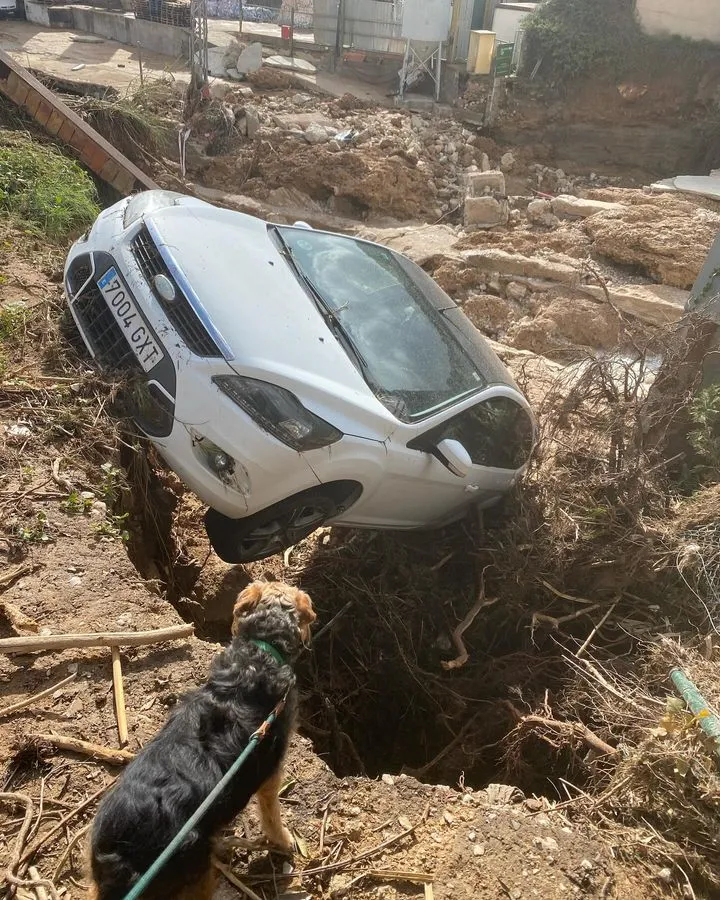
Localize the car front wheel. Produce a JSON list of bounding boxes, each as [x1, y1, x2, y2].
[[204, 482, 361, 563]]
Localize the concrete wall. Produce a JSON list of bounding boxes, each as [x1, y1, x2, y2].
[[491, 3, 537, 45], [635, 0, 720, 43], [25, 0, 51, 27], [70, 7, 189, 59]]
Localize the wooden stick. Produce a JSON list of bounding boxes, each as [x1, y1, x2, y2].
[[575, 601, 618, 659], [214, 861, 264, 900], [111, 647, 129, 748], [0, 673, 76, 719], [32, 733, 135, 765], [424, 884, 435, 900], [0, 623, 193, 655], [27, 866, 50, 900]]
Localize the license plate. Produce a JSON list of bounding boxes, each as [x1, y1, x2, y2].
[[97, 267, 164, 372]]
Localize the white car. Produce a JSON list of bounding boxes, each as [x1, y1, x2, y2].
[[64, 191, 536, 562]]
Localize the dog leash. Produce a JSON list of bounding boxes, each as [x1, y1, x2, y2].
[[121, 695, 287, 900]]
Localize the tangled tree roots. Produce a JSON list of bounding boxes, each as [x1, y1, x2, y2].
[[287, 318, 720, 892]]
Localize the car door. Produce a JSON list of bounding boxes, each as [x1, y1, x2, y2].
[[352, 386, 535, 528]]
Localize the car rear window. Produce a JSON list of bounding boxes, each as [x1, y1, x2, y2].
[[277, 228, 498, 422]]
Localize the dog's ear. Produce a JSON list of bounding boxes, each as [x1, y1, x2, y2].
[[294, 590, 316, 643], [231, 582, 264, 636]]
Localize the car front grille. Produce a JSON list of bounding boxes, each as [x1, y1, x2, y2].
[[72, 281, 139, 372], [66, 255, 93, 298], [131, 226, 222, 358], [70, 269, 175, 438]]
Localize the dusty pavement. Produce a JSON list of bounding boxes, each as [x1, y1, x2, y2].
[[0, 21, 188, 93]]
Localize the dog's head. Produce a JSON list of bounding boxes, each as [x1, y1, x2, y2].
[[231, 581, 316, 644]]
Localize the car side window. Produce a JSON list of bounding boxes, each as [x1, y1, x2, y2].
[[408, 397, 534, 470]]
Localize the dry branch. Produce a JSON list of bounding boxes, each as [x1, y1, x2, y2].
[[506, 703, 618, 757], [21, 780, 115, 866], [442, 568, 498, 670], [0, 673, 76, 719], [0, 623, 193, 654], [32, 733, 134, 764], [111, 647, 129, 747]]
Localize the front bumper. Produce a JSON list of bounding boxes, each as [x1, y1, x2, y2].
[[64, 208, 321, 519]]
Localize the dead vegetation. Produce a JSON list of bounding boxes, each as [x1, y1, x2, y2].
[[270, 322, 720, 894]]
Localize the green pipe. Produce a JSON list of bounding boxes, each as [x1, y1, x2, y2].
[[670, 667, 720, 758]]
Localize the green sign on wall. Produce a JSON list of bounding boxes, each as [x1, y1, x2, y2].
[[495, 42, 515, 76]]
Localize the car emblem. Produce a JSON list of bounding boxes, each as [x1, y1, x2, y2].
[[154, 274, 176, 304]]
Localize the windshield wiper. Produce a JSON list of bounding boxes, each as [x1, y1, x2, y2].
[[270, 226, 375, 382]]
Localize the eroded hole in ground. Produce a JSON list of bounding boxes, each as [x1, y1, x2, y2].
[[118, 455, 577, 795]]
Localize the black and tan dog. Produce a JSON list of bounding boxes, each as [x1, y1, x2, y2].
[[87, 581, 315, 900]]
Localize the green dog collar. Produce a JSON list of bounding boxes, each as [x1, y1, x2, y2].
[[250, 639, 286, 666]]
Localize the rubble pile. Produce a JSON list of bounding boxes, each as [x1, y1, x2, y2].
[[193, 87, 506, 220], [181, 82, 713, 362]]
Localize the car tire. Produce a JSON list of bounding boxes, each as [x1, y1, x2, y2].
[[204, 482, 361, 563]]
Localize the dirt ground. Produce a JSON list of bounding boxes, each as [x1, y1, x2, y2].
[[0, 220, 674, 900]]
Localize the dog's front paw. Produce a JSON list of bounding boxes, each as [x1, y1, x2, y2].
[[271, 825, 295, 854]]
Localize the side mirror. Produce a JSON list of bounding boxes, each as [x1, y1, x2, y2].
[[437, 438, 472, 478]]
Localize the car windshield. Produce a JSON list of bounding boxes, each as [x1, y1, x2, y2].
[[276, 228, 489, 421]]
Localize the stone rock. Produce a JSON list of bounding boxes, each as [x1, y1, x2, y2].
[[464, 196, 508, 228], [505, 281, 528, 302], [500, 151, 516, 171], [244, 104, 261, 140], [480, 152, 491, 171], [526, 198, 559, 228], [236, 41, 263, 74], [304, 122, 331, 145], [580, 282, 687, 325], [463, 248, 579, 285], [357, 224, 460, 268], [533, 836, 559, 853], [507, 296, 622, 356], [463, 294, 513, 332], [466, 169, 505, 196], [584, 197, 720, 289], [551, 194, 626, 218], [224, 67, 245, 82]]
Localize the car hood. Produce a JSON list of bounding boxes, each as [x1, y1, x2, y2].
[[145, 204, 394, 439]]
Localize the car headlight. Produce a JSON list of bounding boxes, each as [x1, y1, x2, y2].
[[123, 191, 187, 228], [212, 376, 342, 452]]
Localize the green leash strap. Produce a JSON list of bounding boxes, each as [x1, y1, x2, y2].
[[121, 696, 286, 900]]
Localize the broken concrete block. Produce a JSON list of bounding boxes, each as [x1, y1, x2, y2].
[[500, 151, 516, 171], [551, 194, 626, 218], [579, 283, 687, 325], [464, 196, 508, 228], [236, 41, 263, 74], [527, 198, 552, 222], [304, 122, 332, 145], [463, 248, 579, 285], [466, 169, 505, 197], [225, 67, 245, 82]]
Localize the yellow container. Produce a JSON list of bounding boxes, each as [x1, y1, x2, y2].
[[467, 29, 496, 75]]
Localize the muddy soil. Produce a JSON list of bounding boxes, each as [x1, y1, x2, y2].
[[0, 221, 671, 899]]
